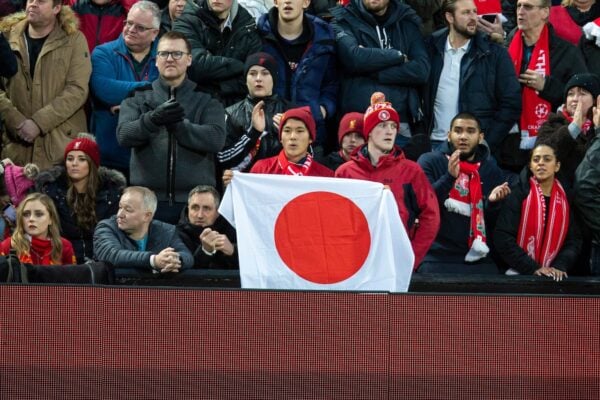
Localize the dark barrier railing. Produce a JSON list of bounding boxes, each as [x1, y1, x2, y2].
[[0, 285, 598, 399], [114, 268, 600, 294]]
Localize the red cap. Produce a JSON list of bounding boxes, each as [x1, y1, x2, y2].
[[337, 112, 364, 144]]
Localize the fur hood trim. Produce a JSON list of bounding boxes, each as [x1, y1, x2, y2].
[[35, 165, 127, 192], [0, 6, 80, 35]]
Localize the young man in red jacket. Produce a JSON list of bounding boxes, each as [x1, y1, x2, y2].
[[336, 92, 440, 270]]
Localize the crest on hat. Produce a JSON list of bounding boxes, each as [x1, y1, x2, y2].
[[74, 141, 82, 149], [378, 110, 390, 121], [349, 119, 357, 129]]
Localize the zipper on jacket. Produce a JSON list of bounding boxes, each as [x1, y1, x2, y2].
[[167, 86, 177, 206]]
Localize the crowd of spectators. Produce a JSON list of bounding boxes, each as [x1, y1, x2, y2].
[[1, 0, 600, 280]]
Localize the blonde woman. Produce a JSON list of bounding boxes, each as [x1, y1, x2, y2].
[[0, 193, 75, 265]]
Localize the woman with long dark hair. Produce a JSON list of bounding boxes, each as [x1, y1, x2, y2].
[[494, 142, 581, 280], [35, 136, 126, 263]]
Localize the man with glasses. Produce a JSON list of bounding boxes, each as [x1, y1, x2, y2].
[[117, 31, 226, 224], [500, 0, 587, 172], [90, 0, 161, 179]]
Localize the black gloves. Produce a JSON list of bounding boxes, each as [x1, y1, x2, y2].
[[147, 98, 185, 126]]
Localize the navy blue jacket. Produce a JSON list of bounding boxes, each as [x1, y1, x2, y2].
[[425, 29, 522, 152], [257, 10, 338, 147], [417, 142, 506, 263], [330, 0, 429, 124]]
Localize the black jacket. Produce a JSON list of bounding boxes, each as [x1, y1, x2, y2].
[[176, 208, 238, 269], [0, 33, 16, 78], [494, 169, 581, 273], [330, 0, 430, 124], [575, 129, 600, 244], [218, 94, 292, 170], [172, 0, 262, 105], [417, 142, 506, 263], [425, 29, 522, 152], [35, 166, 126, 263]]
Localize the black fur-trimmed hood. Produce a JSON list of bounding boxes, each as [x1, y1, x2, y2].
[[35, 166, 126, 193]]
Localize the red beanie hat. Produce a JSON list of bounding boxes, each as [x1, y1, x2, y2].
[[337, 112, 364, 145], [64, 137, 100, 167], [363, 92, 400, 140], [279, 106, 316, 141]]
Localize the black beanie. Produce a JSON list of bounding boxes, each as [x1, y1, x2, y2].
[[244, 52, 278, 87], [564, 73, 600, 101]]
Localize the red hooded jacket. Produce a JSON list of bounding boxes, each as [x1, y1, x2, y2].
[[336, 145, 440, 269]]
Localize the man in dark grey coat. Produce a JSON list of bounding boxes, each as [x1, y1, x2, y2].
[[93, 186, 194, 272], [117, 31, 226, 224]]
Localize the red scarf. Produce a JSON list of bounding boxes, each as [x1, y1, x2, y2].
[[561, 108, 593, 135], [444, 161, 488, 261], [517, 177, 569, 268], [277, 150, 313, 175], [508, 24, 552, 149]]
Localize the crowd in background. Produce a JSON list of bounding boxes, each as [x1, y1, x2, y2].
[[1, 0, 600, 279]]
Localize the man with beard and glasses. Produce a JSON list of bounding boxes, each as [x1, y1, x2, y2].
[[417, 112, 511, 274], [425, 0, 521, 161]]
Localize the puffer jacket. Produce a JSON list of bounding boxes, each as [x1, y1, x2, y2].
[[218, 94, 292, 170], [425, 29, 522, 152], [257, 9, 338, 147], [172, 0, 261, 105], [0, 7, 91, 170], [35, 165, 126, 263], [330, 0, 430, 124]]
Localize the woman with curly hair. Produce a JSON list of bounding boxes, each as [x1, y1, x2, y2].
[[0, 193, 75, 265], [35, 136, 126, 263]]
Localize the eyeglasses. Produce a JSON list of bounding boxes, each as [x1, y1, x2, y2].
[[516, 3, 545, 10], [157, 51, 189, 60], [123, 20, 155, 33]]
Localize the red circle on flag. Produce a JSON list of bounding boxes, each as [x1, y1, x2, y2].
[[274, 191, 371, 284]]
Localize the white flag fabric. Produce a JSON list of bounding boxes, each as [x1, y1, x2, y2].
[[219, 172, 414, 292]]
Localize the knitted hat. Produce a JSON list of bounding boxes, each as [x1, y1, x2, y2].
[[564, 73, 600, 101], [583, 18, 600, 47], [244, 52, 278, 87], [4, 163, 38, 206], [363, 92, 400, 140], [337, 112, 364, 144], [64, 137, 100, 167], [279, 106, 316, 141]]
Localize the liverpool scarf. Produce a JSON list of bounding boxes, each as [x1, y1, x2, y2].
[[444, 161, 489, 262], [508, 24, 552, 149], [517, 177, 569, 268], [277, 150, 313, 175]]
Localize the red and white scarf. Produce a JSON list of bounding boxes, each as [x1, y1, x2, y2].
[[444, 161, 489, 262], [508, 24, 552, 149], [277, 150, 313, 175], [517, 177, 569, 268]]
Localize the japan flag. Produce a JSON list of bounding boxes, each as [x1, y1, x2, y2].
[[219, 172, 414, 292]]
